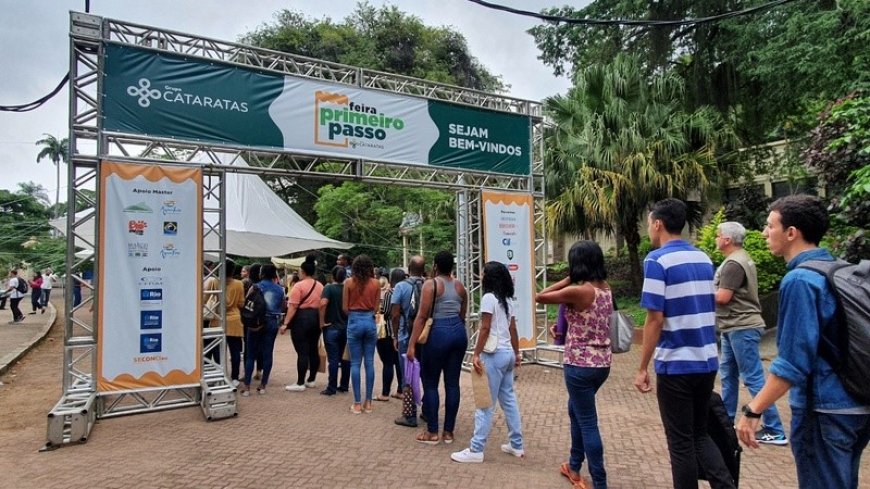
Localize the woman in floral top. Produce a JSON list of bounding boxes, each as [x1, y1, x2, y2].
[[536, 240, 613, 489]]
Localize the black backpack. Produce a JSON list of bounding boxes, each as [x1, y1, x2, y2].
[[15, 277, 28, 294], [405, 277, 425, 323], [240, 284, 267, 330], [798, 259, 870, 405]]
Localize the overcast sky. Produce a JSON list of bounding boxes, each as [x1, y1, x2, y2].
[[0, 0, 586, 197]]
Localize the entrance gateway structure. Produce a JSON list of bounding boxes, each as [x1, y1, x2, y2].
[[47, 12, 559, 450]]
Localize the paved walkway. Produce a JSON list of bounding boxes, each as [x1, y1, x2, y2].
[[0, 293, 57, 377], [1, 310, 868, 488]]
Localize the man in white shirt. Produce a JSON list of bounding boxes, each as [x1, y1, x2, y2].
[[41, 268, 58, 312], [4, 270, 26, 323]]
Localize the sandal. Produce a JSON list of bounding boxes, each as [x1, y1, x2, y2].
[[350, 403, 362, 415], [560, 462, 588, 489], [363, 401, 373, 413], [415, 431, 440, 445], [374, 395, 391, 402], [391, 392, 403, 400], [442, 431, 454, 444]]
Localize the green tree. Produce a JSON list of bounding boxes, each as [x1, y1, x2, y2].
[[35, 134, 69, 219], [545, 54, 735, 287], [530, 0, 869, 142], [0, 186, 63, 272], [314, 182, 454, 266], [242, 3, 503, 91]]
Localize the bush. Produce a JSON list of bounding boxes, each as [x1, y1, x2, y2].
[[697, 208, 786, 294]]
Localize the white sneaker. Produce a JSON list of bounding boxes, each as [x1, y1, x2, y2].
[[284, 384, 306, 392], [500, 443, 525, 458], [305, 381, 316, 388], [450, 448, 484, 464], [231, 379, 240, 387]]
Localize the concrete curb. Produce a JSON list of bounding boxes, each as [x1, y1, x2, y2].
[[0, 303, 58, 377]]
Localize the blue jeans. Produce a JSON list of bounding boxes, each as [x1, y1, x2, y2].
[[323, 326, 350, 393], [791, 408, 870, 488], [470, 349, 523, 452], [720, 328, 785, 435], [421, 316, 468, 434], [564, 365, 610, 489], [347, 311, 377, 404], [243, 316, 279, 387]]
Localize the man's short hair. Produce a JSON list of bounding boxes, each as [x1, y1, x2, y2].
[[650, 198, 687, 234], [408, 256, 425, 276], [718, 222, 746, 246], [769, 195, 829, 245]]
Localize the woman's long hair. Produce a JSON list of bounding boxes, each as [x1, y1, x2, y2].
[[568, 240, 607, 284], [351, 254, 375, 290], [482, 261, 513, 316]]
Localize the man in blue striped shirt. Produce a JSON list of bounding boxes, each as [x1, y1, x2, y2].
[[634, 198, 734, 489]]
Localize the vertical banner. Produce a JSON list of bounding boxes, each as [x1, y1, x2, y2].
[[97, 161, 202, 392], [482, 191, 536, 349]]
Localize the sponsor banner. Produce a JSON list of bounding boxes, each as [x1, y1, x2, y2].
[[482, 191, 536, 349], [97, 161, 202, 392], [103, 43, 531, 175]]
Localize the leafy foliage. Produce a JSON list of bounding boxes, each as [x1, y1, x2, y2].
[[804, 90, 870, 261], [696, 208, 786, 294], [724, 184, 770, 230], [314, 182, 454, 267], [530, 0, 869, 142], [0, 187, 64, 273], [242, 3, 503, 92], [545, 54, 735, 287]]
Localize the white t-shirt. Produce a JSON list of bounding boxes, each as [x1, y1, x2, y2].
[[42, 273, 57, 290], [8, 277, 24, 299], [480, 293, 515, 351]]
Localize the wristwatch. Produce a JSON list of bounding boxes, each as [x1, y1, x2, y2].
[[741, 404, 761, 419]]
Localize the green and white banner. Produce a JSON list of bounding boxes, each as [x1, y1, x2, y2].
[[103, 44, 531, 175]]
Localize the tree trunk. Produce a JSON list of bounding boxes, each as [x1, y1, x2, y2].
[[622, 223, 643, 294], [55, 160, 61, 219]]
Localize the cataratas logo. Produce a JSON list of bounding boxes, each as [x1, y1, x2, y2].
[[126, 78, 249, 113]]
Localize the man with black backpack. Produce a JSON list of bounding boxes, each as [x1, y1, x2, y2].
[[4, 269, 27, 324], [391, 255, 426, 428], [737, 195, 870, 489]]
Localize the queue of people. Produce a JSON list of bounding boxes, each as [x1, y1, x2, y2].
[[206, 193, 867, 489]]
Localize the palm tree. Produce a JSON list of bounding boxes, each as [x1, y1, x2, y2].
[[17, 181, 52, 208], [35, 134, 69, 219], [545, 54, 736, 288]]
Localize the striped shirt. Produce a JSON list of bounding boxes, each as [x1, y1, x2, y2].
[[641, 240, 718, 375]]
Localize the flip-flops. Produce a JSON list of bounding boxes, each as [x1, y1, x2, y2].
[[560, 462, 588, 489], [350, 403, 362, 415], [416, 431, 440, 445], [374, 395, 391, 402], [442, 431, 454, 444]]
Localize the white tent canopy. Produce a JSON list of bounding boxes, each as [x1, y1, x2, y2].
[[51, 154, 350, 257]]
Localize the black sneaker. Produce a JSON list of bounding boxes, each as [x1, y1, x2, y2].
[[337, 386, 349, 393], [320, 389, 336, 396], [756, 428, 788, 446], [394, 416, 418, 428]]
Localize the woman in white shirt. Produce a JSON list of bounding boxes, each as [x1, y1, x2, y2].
[[450, 261, 524, 463]]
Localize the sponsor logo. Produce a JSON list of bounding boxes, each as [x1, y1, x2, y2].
[[506, 249, 514, 260], [508, 264, 519, 272], [138, 275, 164, 287], [127, 242, 149, 258], [314, 90, 405, 148], [140, 310, 163, 330], [163, 221, 178, 235], [128, 220, 148, 235], [123, 202, 153, 214], [161, 242, 181, 259], [161, 200, 181, 215], [502, 238, 511, 246], [140, 288, 163, 305], [126, 77, 249, 113], [139, 333, 163, 354]]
